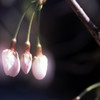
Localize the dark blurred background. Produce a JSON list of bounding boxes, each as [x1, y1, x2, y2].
[[0, 0, 100, 100]]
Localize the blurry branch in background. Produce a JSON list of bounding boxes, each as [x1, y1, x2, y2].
[[73, 82, 100, 100], [65, 0, 100, 46]]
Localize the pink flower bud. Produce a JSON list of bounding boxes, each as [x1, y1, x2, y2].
[[32, 53, 48, 80], [20, 42, 32, 74], [21, 52, 32, 74], [38, 0, 47, 4], [2, 39, 20, 77], [2, 49, 20, 77]]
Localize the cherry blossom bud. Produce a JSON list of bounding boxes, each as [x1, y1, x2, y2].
[[32, 46, 48, 80], [38, 0, 47, 5], [21, 42, 32, 74], [2, 39, 20, 77]]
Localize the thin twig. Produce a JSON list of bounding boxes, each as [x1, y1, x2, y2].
[[73, 82, 100, 100], [65, 0, 100, 45]]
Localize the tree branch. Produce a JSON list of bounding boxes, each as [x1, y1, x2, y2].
[[65, 0, 100, 46]]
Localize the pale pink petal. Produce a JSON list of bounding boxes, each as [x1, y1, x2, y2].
[[21, 52, 32, 74], [2, 49, 20, 77], [32, 54, 48, 80]]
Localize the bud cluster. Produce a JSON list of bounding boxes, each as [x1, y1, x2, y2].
[[2, 0, 48, 80]]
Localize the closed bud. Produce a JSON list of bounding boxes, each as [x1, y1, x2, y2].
[[32, 49, 48, 80], [38, 0, 47, 5], [2, 49, 20, 77], [21, 42, 32, 74], [2, 39, 20, 77]]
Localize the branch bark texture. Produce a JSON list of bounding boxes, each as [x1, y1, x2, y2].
[[65, 0, 100, 45]]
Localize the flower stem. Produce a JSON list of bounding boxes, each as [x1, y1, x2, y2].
[[13, 2, 35, 41], [26, 11, 35, 42], [37, 4, 43, 48], [74, 82, 100, 100]]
